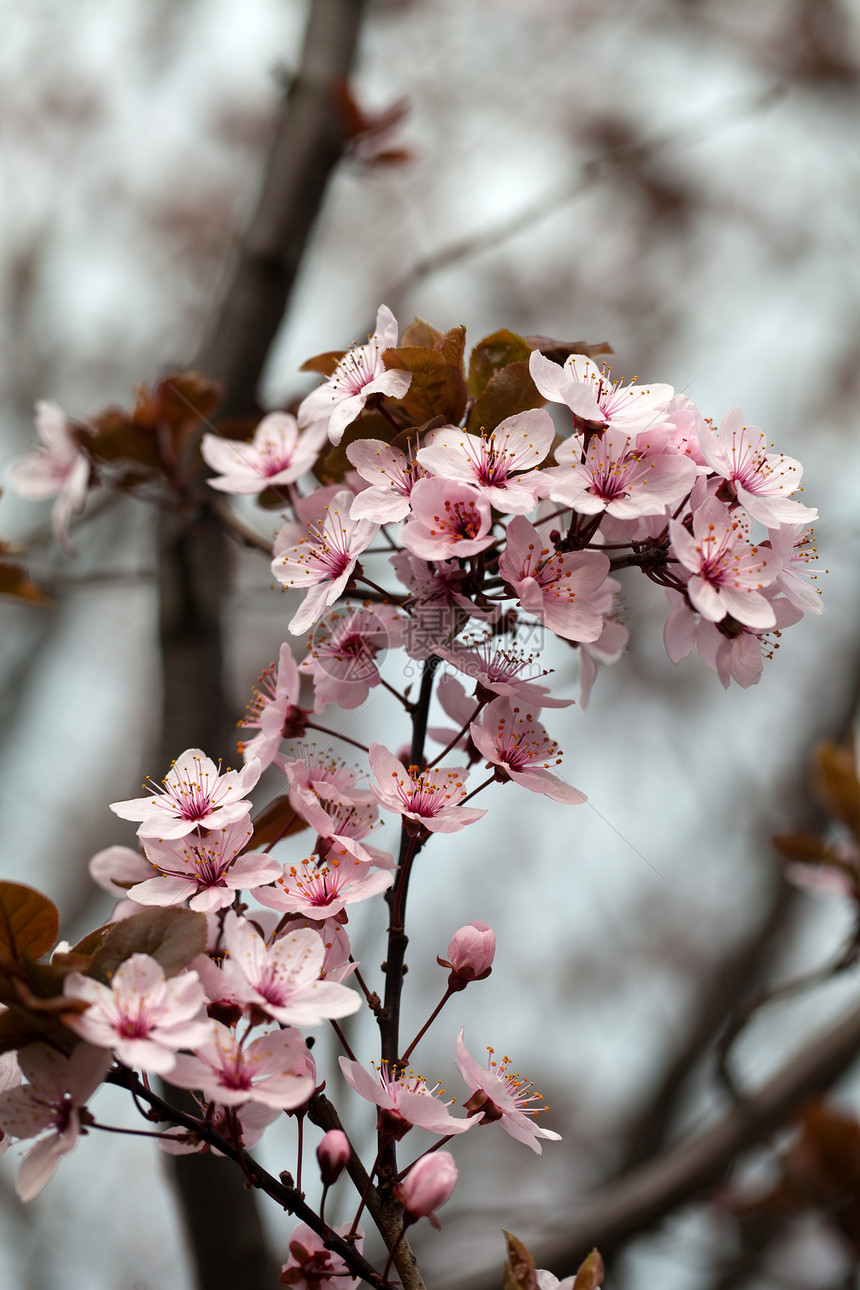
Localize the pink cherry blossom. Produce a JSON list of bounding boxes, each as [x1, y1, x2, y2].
[[346, 438, 426, 522], [435, 636, 575, 708], [6, 401, 91, 554], [277, 745, 372, 809], [88, 844, 152, 898], [272, 489, 379, 635], [669, 497, 780, 628], [317, 1129, 350, 1184], [300, 603, 404, 710], [391, 552, 493, 659], [400, 477, 495, 560], [111, 748, 262, 841], [663, 588, 803, 688], [540, 426, 695, 518], [767, 523, 824, 615], [63, 955, 210, 1074], [471, 698, 585, 803], [498, 515, 610, 643], [289, 788, 392, 868], [455, 1029, 562, 1154], [132, 818, 280, 912], [201, 412, 320, 495], [0, 1043, 111, 1200], [218, 912, 360, 1028], [368, 743, 487, 833], [442, 922, 496, 987], [279, 1222, 362, 1290], [697, 406, 818, 525], [297, 304, 412, 446], [395, 1151, 458, 1229], [529, 350, 673, 432], [255, 855, 394, 921], [338, 1057, 473, 1139], [238, 643, 308, 769], [167, 1020, 315, 1109], [416, 409, 555, 513]]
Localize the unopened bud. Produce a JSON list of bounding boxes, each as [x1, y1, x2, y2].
[[440, 922, 495, 990], [394, 1151, 458, 1230], [316, 1129, 350, 1185]]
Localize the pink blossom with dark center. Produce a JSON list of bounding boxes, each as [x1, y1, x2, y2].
[[698, 407, 818, 526], [167, 1020, 315, 1109], [455, 1029, 562, 1154], [416, 409, 555, 513], [297, 304, 412, 446], [368, 743, 487, 833], [202, 412, 320, 494], [541, 426, 695, 519], [279, 1221, 362, 1289], [470, 698, 585, 803], [529, 350, 674, 433], [669, 497, 781, 628], [255, 855, 394, 921], [238, 643, 309, 769], [338, 1057, 473, 1139], [300, 603, 404, 710], [498, 516, 610, 643], [346, 438, 427, 522], [435, 636, 574, 709], [63, 955, 210, 1074], [0, 1043, 111, 1201], [110, 748, 262, 841], [272, 489, 379, 635], [132, 818, 280, 912], [400, 478, 495, 560], [6, 401, 91, 554]]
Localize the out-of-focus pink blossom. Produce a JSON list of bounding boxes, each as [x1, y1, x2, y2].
[[455, 1029, 562, 1154], [471, 698, 585, 803], [338, 1057, 473, 1139], [441, 922, 495, 989], [110, 748, 261, 841], [767, 523, 824, 615], [435, 636, 574, 709], [6, 401, 91, 554], [279, 1221, 362, 1289], [0, 1043, 111, 1200], [394, 1150, 458, 1229], [317, 1129, 351, 1184], [202, 412, 320, 494], [297, 304, 411, 446], [63, 955, 210, 1074]]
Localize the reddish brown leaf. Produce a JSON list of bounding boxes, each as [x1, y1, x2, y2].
[[249, 796, 309, 851], [383, 346, 467, 425], [88, 908, 207, 983], [772, 831, 838, 865], [524, 335, 613, 365], [299, 350, 347, 376], [467, 360, 544, 434], [815, 742, 860, 839], [0, 561, 51, 606], [0, 884, 59, 963], [573, 1249, 605, 1290], [502, 1231, 539, 1290]]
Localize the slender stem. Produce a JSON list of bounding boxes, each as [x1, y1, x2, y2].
[[349, 1142, 386, 1239], [90, 1121, 175, 1139], [394, 1134, 457, 1181], [382, 1228, 408, 1284], [330, 1018, 358, 1062], [379, 677, 415, 712], [400, 987, 455, 1065], [296, 1113, 305, 1195], [424, 700, 484, 770], [307, 721, 370, 754], [262, 809, 299, 853], [356, 575, 405, 603], [458, 773, 496, 807], [351, 960, 381, 1013]]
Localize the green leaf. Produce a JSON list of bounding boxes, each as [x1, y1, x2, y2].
[[468, 329, 533, 399], [383, 346, 467, 425], [467, 361, 544, 434], [502, 1231, 539, 1290], [0, 884, 59, 963], [88, 908, 207, 984]]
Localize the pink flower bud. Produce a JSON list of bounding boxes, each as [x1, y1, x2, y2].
[[394, 1151, 458, 1230], [439, 922, 495, 990], [316, 1129, 350, 1185]]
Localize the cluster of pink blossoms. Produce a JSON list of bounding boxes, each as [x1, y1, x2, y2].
[[0, 307, 822, 1285]]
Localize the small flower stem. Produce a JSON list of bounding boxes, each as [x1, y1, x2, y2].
[[394, 1133, 457, 1181], [379, 677, 415, 712], [296, 1111, 305, 1194], [458, 773, 496, 806], [351, 959, 381, 1013], [400, 987, 454, 1065], [319, 1180, 331, 1226], [424, 700, 485, 769], [90, 1121, 179, 1139], [349, 1142, 385, 1239], [263, 809, 299, 853], [330, 1018, 358, 1062], [306, 721, 371, 754], [355, 574, 405, 603]]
